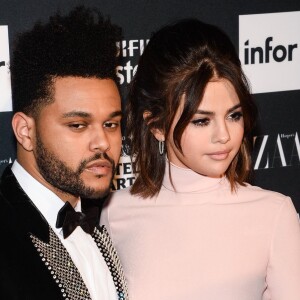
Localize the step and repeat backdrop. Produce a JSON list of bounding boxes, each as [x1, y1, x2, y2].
[[0, 0, 299, 212]]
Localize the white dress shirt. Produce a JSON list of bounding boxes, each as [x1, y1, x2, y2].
[[12, 160, 117, 300]]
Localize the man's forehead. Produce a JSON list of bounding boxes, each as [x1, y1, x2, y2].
[[51, 77, 120, 104]]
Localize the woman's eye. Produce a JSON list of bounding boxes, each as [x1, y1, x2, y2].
[[191, 118, 210, 127], [228, 111, 243, 121]]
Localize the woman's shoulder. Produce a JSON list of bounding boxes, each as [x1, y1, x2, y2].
[[236, 182, 294, 208], [101, 187, 135, 226], [106, 186, 140, 205]]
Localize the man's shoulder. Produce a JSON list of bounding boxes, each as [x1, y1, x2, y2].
[[0, 165, 50, 241], [0, 164, 20, 195]]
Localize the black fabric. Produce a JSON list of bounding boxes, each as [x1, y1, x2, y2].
[[56, 201, 99, 238], [0, 165, 125, 299], [0, 166, 64, 299]]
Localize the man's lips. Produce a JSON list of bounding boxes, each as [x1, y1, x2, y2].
[[84, 160, 112, 175], [207, 150, 231, 161]]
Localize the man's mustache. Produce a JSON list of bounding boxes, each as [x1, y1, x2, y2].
[[77, 152, 115, 174]]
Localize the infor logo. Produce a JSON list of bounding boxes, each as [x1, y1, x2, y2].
[[239, 11, 300, 93], [244, 37, 298, 64]]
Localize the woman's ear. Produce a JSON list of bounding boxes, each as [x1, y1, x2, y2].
[[143, 111, 165, 142], [12, 112, 36, 151]]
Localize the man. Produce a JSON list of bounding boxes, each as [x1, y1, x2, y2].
[[0, 6, 128, 300]]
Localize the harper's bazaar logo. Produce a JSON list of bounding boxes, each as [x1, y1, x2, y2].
[[253, 132, 300, 170]]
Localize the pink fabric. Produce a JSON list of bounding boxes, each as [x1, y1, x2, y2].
[[101, 163, 300, 300]]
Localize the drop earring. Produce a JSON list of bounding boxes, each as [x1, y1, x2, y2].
[[159, 140, 165, 155]]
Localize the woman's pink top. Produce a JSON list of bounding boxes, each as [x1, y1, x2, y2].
[[101, 163, 300, 300]]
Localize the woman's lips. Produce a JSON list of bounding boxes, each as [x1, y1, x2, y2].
[[207, 151, 230, 161]]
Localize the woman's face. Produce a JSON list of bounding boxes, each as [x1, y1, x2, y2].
[[166, 79, 244, 178]]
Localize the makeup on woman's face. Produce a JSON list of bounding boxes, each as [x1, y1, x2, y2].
[[166, 79, 244, 178]]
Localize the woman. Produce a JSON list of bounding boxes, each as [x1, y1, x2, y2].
[[101, 19, 300, 300]]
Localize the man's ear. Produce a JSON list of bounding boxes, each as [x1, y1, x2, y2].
[[12, 112, 35, 151], [143, 111, 165, 142]]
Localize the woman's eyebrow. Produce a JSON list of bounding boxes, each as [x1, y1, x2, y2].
[[227, 104, 242, 114], [195, 103, 241, 116]]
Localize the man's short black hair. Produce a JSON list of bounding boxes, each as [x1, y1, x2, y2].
[[10, 6, 122, 116]]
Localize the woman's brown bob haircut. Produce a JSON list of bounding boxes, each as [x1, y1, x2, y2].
[[126, 19, 257, 198]]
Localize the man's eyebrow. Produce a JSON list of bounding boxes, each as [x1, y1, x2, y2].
[[61, 110, 122, 118], [195, 103, 241, 115], [110, 110, 122, 118], [62, 111, 91, 118]]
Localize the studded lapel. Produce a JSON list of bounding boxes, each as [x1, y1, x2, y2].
[[30, 225, 129, 300], [93, 225, 129, 300], [30, 228, 91, 300], [1, 166, 129, 300]]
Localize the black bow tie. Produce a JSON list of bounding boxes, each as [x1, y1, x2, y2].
[[56, 201, 99, 239]]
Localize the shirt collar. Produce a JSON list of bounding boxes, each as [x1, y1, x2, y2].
[[11, 160, 81, 236]]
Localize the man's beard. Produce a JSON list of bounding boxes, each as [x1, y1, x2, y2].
[[35, 133, 115, 199]]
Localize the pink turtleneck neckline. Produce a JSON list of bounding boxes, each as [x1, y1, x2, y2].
[[162, 161, 226, 193]]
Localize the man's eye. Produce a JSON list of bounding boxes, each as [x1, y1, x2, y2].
[[228, 111, 243, 121], [191, 118, 210, 127], [104, 122, 119, 129], [68, 123, 86, 129]]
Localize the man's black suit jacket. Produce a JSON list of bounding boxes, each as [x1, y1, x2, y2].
[[0, 166, 126, 300]]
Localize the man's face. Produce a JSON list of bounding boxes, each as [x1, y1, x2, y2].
[[33, 76, 122, 199]]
